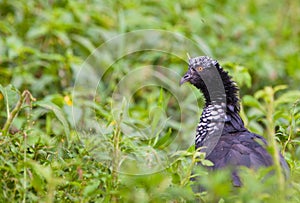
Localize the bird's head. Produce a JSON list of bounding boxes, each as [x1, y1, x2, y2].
[[180, 55, 239, 108], [180, 56, 220, 89]]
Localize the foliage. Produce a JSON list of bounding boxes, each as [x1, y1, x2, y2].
[[1, 0, 300, 202]]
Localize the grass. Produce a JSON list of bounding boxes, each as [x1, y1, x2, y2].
[[0, 0, 300, 202]]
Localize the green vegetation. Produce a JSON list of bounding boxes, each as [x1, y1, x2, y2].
[[0, 0, 299, 202]]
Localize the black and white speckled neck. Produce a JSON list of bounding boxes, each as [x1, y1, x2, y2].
[[195, 101, 228, 148]]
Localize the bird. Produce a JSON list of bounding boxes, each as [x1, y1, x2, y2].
[[180, 56, 289, 187]]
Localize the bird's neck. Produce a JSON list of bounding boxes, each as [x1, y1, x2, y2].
[[195, 102, 228, 146], [195, 102, 246, 148], [201, 67, 240, 111], [196, 92, 245, 148], [194, 63, 247, 148]]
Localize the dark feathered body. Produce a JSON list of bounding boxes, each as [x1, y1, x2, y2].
[[180, 56, 289, 186]]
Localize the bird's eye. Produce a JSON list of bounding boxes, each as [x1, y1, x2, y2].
[[196, 66, 203, 72]]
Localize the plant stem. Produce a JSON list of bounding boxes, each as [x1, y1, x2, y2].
[[111, 113, 122, 203], [265, 87, 284, 194], [283, 100, 299, 153], [2, 90, 35, 136], [181, 150, 199, 186], [23, 132, 27, 203], [112, 124, 120, 184]]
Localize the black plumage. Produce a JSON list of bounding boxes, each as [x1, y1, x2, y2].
[[180, 56, 289, 186]]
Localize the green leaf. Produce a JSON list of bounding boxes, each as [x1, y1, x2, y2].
[[0, 84, 20, 114], [274, 85, 288, 93], [83, 180, 100, 197], [242, 95, 264, 112], [26, 25, 48, 39], [171, 173, 181, 184], [27, 161, 52, 182], [201, 159, 214, 167], [150, 106, 165, 133], [71, 34, 96, 52], [153, 128, 172, 149], [35, 101, 70, 143], [274, 90, 300, 107], [254, 89, 268, 100]]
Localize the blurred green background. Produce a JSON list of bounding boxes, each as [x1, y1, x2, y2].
[[0, 0, 300, 202]]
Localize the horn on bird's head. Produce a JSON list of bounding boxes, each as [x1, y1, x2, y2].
[[186, 53, 191, 60]]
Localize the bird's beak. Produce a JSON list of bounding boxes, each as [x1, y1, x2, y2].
[[179, 72, 191, 86]]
